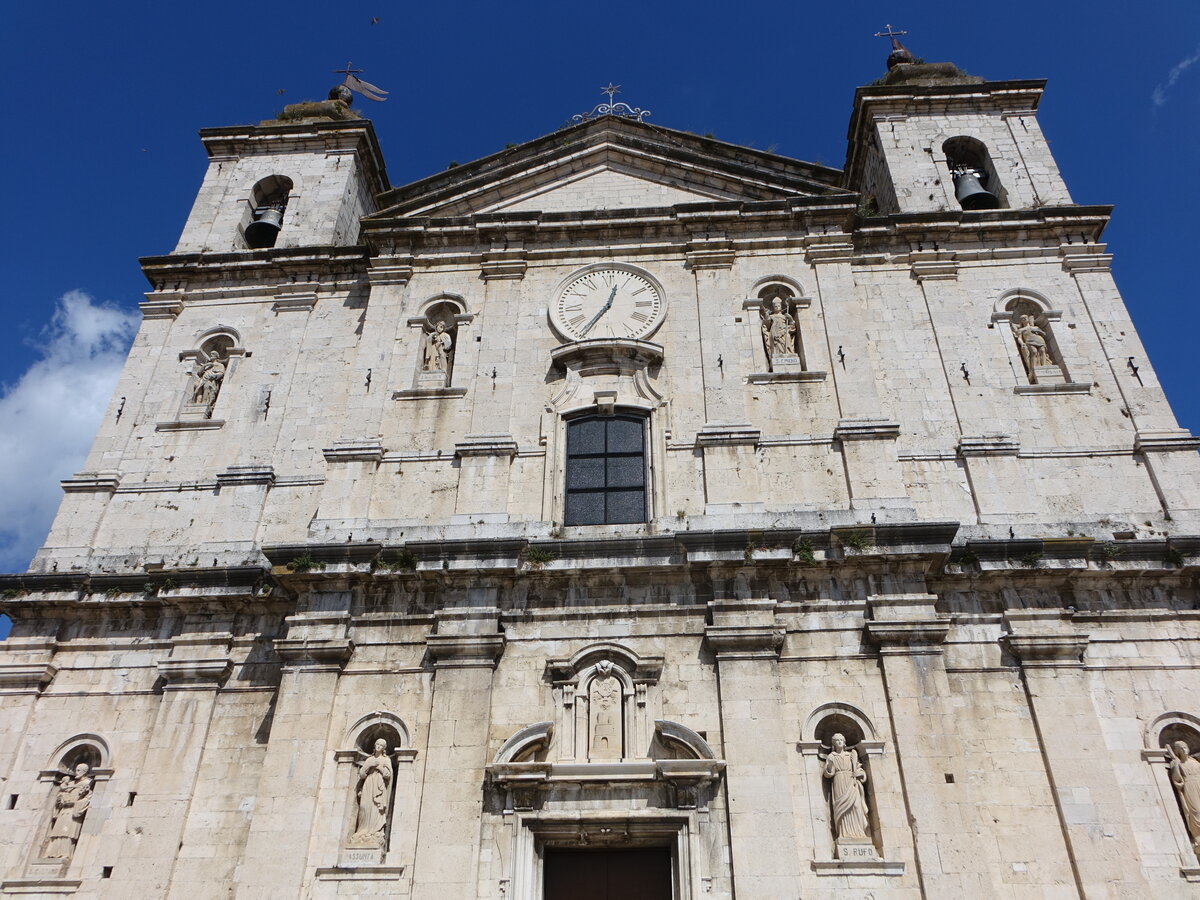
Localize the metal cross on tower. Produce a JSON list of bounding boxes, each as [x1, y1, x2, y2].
[[873, 24, 907, 40]]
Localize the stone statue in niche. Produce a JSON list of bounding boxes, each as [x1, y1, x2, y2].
[[1169, 741, 1200, 855], [41, 763, 94, 860], [588, 661, 622, 760], [189, 351, 227, 416], [346, 738, 394, 849], [421, 320, 453, 374], [1011, 314, 1052, 370], [760, 297, 798, 364], [824, 733, 872, 852]]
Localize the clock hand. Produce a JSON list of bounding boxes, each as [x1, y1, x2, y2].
[[579, 284, 619, 336]]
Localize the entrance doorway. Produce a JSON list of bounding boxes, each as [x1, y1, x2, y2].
[[543, 847, 672, 900]]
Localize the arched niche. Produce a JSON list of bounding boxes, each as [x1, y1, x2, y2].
[[176, 326, 247, 421], [1144, 712, 1200, 865], [405, 293, 475, 391], [799, 703, 887, 863], [943, 136, 1006, 210], [991, 289, 1069, 385], [33, 734, 111, 866], [45, 734, 111, 776], [334, 712, 418, 856]]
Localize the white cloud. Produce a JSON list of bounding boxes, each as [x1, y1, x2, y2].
[[1153, 43, 1200, 107], [0, 292, 137, 572]]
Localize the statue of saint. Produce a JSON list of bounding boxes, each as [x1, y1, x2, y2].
[[760, 297, 797, 362], [1011, 314, 1052, 372], [42, 763, 94, 860], [823, 733, 870, 842], [190, 354, 227, 415], [422, 321, 453, 373], [346, 738, 394, 849], [1170, 740, 1200, 854], [589, 663, 622, 760]]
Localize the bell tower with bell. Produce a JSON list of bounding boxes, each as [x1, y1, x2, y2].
[[173, 70, 389, 254], [844, 28, 1074, 215]]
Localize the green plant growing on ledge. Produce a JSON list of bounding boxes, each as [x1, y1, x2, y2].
[[1095, 543, 1123, 565], [842, 530, 871, 553], [524, 546, 555, 569], [1165, 547, 1185, 567], [286, 553, 325, 574], [792, 539, 816, 566], [955, 549, 979, 567], [1019, 551, 1042, 568], [743, 543, 758, 563], [105, 587, 122, 599]]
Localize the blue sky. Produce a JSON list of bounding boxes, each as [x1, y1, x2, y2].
[[0, 0, 1198, 583]]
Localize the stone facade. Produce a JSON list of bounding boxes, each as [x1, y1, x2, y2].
[[2, 58, 1200, 899]]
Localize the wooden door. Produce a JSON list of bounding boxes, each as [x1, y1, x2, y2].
[[543, 847, 673, 900]]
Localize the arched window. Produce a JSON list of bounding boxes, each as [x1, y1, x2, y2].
[[564, 412, 648, 526], [943, 137, 1004, 210], [244, 175, 293, 249]]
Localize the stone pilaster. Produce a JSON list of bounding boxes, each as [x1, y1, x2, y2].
[[1005, 609, 1153, 898], [409, 608, 504, 900], [233, 614, 352, 898], [704, 598, 802, 898]]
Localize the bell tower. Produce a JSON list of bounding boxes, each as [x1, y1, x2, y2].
[[845, 31, 1073, 214], [173, 91, 388, 253]]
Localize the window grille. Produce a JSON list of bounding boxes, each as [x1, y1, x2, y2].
[[564, 414, 647, 526]]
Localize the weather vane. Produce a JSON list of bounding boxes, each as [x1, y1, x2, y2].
[[571, 84, 650, 125], [330, 62, 389, 103]]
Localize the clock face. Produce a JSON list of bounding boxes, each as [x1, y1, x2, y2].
[[552, 266, 665, 341]]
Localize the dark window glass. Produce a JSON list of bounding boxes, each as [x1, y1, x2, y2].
[[564, 414, 647, 526]]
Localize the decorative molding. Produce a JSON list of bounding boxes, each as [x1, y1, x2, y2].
[[684, 236, 735, 269], [0, 664, 57, 693], [271, 291, 318, 313], [215, 465, 275, 487], [314, 866, 406, 882], [958, 434, 1020, 457], [455, 435, 519, 459], [1005, 633, 1089, 667], [802, 232, 854, 265], [1135, 430, 1200, 454], [864, 619, 950, 651], [1059, 242, 1113, 273], [909, 250, 958, 282], [366, 263, 414, 285], [0, 879, 82, 895], [494, 722, 554, 765], [834, 418, 900, 441], [550, 338, 664, 374], [139, 296, 184, 319], [425, 633, 506, 668], [695, 424, 761, 448], [704, 625, 785, 660], [742, 295, 813, 311], [273, 637, 354, 667], [60, 472, 120, 493], [747, 370, 827, 385], [157, 657, 232, 689], [323, 440, 385, 463]]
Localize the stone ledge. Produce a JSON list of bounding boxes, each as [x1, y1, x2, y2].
[[392, 387, 468, 400], [60, 472, 121, 493], [455, 435, 519, 458], [864, 619, 950, 649], [215, 465, 275, 487], [1014, 382, 1092, 395], [323, 440, 385, 463], [157, 657, 232, 688], [314, 866, 405, 882], [1005, 633, 1089, 666], [0, 880, 81, 895], [155, 419, 224, 432], [139, 296, 184, 319], [695, 424, 761, 447], [704, 625, 785, 659], [271, 291, 318, 313], [1135, 430, 1200, 454], [834, 418, 900, 441], [273, 637, 354, 666], [747, 370, 827, 385], [958, 435, 1019, 457], [810, 859, 905, 876]]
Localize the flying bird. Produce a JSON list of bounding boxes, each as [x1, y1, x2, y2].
[[276, 89, 286, 95], [370, 17, 380, 24]]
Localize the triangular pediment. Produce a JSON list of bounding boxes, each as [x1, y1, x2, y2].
[[368, 117, 851, 220]]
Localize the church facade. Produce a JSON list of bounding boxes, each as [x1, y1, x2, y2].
[[2, 47, 1200, 900]]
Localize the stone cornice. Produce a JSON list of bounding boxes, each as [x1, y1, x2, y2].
[[157, 657, 233, 689], [0, 663, 57, 693], [425, 633, 506, 668], [864, 619, 950, 651], [704, 624, 785, 660], [1005, 633, 1089, 667], [273, 636, 354, 667]]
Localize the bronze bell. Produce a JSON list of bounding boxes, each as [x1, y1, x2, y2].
[[952, 169, 1001, 210], [244, 206, 284, 249]]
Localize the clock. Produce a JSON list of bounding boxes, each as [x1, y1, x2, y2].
[[551, 265, 665, 342]]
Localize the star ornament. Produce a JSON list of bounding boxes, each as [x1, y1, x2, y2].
[[601, 83, 621, 100]]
